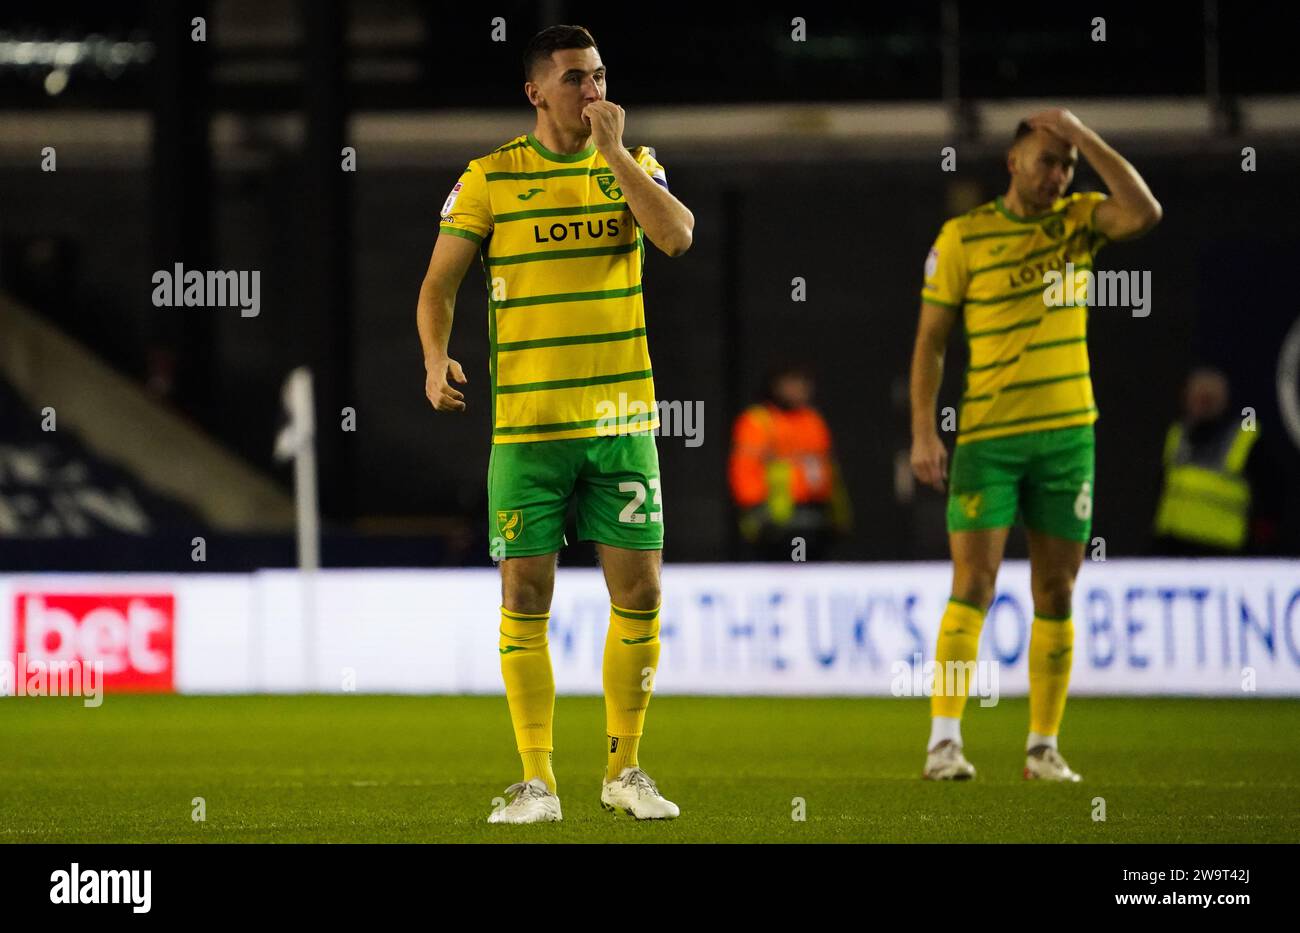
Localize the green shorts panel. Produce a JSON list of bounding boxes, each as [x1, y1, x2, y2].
[[487, 432, 664, 558], [946, 425, 1095, 542]]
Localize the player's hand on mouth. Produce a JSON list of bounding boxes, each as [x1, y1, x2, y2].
[[425, 355, 468, 412], [581, 100, 625, 152]]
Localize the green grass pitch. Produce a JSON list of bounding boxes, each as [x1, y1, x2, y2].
[[1, 695, 1295, 842]]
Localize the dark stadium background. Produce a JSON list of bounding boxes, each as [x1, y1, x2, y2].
[[2, 1, 1297, 570]]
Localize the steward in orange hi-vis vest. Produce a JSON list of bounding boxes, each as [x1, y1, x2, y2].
[[728, 370, 851, 561]]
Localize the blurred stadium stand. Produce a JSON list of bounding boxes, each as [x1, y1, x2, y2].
[[1, 1, 1297, 568]]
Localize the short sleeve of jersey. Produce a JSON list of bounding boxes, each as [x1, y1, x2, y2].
[[920, 218, 967, 309], [632, 146, 669, 190], [438, 162, 492, 246], [1075, 190, 1109, 255]]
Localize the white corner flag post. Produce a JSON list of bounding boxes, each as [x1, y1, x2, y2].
[[273, 367, 320, 692]]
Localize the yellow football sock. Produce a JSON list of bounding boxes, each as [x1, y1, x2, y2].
[[499, 606, 556, 792], [603, 603, 661, 781], [930, 597, 987, 719], [1028, 613, 1075, 738]]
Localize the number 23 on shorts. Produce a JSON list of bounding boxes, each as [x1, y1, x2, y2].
[[618, 478, 662, 524]]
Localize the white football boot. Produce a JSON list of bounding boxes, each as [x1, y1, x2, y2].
[[601, 767, 680, 820], [487, 778, 562, 824], [922, 739, 976, 781], [1024, 745, 1082, 782]]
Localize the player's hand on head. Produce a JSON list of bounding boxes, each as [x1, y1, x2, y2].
[[910, 433, 949, 492], [425, 356, 468, 412], [1025, 108, 1084, 143]]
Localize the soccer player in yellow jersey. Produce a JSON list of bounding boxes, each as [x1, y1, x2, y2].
[[416, 26, 694, 822], [910, 109, 1161, 781]]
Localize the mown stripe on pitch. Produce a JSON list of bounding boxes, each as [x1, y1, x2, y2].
[[487, 242, 638, 266], [496, 327, 646, 352], [496, 369, 653, 394], [494, 203, 628, 223], [493, 284, 642, 310]]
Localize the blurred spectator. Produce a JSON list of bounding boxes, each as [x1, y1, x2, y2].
[[728, 363, 851, 561], [1152, 367, 1280, 555]]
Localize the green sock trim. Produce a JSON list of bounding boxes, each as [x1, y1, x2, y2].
[[501, 606, 550, 621], [611, 603, 660, 621], [948, 596, 987, 613]]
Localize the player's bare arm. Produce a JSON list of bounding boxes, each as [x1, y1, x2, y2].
[[417, 232, 476, 412], [909, 300, 957, 491], [1026, 108, 1162, 241], [583, 99, 695, 257]]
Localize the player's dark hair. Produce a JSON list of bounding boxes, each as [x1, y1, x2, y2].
[[523, 25, 598, 81], [761, 361, 815, 404], [1013, 120, 1034, 143]]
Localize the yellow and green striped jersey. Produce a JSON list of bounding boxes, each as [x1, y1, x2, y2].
[[921, 192, 1110, 444], [438, 133, 668, 445]]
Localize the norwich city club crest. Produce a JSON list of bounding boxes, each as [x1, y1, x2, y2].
[[496, 509, 522, 541], [958, 493, 983, 520], [597, 175, 623, 201], [1042, 216, 1065, 240]]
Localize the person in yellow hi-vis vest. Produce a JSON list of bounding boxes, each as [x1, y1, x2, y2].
[[1153, 368, 1264, 555], [728, 364, 852, 561]]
